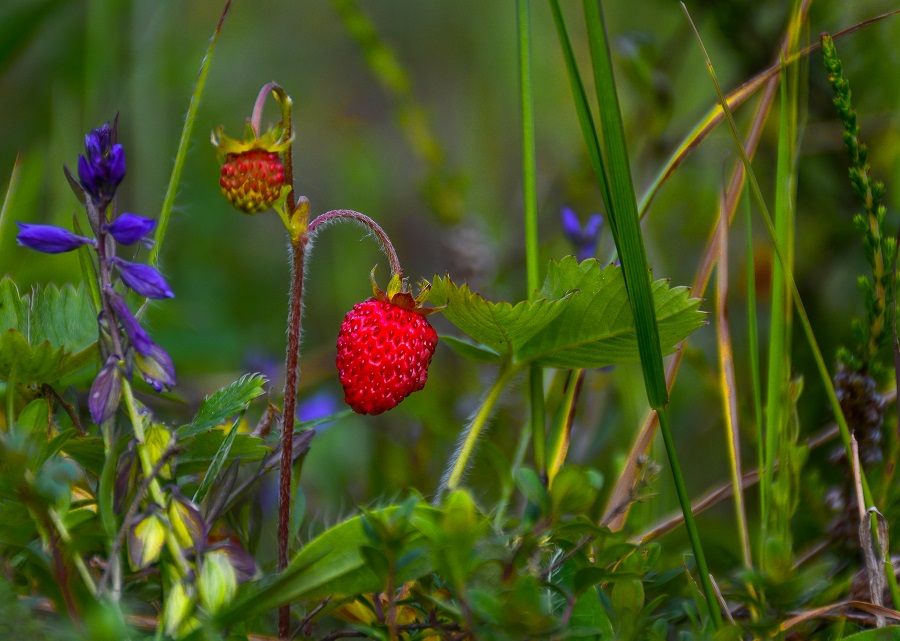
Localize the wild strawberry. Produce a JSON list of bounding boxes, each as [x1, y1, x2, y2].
[[219, 149, 285, 214], [211, 122, 291, 215], [337, 272, 440, 415]]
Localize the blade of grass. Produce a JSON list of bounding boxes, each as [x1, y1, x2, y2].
[[149, 0, 232, 266], [580, 0, 720, 627], [714, 187, 751, 569], [761, 51, 797, 571], [517, 0, 547, 481], [745, 186, 764, 534], [547, 0, 613, 217], [581, 0, 665, 407], [547, 369, 584, 485]]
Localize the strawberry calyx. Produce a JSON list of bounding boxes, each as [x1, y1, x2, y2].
[[370, 268, 443, 316], [211, 121, 292, 160]]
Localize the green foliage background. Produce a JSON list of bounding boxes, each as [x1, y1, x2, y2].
[[1, 0, 900, 570]]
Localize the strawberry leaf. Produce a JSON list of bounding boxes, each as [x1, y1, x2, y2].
[[428, 276, 572, 361], [431, 257, 705, 368], [519, 257, 705, 367], [0, 276, 97, 390]]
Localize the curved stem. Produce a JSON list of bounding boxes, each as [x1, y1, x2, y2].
[[438, 364, 519, 498], [278, 235, 306, 639], [250, 82, 280, 138], [308, 209, 403, 276]]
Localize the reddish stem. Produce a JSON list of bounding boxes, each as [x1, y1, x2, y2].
[[278, 233, 307, 638], [308, 209, 402, 277], [249, 83, 277, 138]]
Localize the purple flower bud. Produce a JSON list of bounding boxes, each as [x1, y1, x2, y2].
[[135, 342, 177, 392], [106, 213, 157, 247], [111, 258, 174, 299], [78, 122, 126, 202], [106, 291, 154, 355], [16, 223, 96, 254], [561, 207, 604, 262], [89, 356, 123, 424]]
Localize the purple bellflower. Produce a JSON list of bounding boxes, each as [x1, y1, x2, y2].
[[106, 213, 157, 247], [17, 118, 176, 425], [112, 258, 175, 300], [16, 223, 96, 254], [561, 207, 604, 262], [78, 122, 126, 203]]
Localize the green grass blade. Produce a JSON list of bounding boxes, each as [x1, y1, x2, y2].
[[581, 0, 665, 409], [149, 0, 232, 267], [547, 0, 613, 220], [517, 0, 546, 480], [580, 1, 720, 627], [744, 189, 764, 540], [714, 203, 751, 568]]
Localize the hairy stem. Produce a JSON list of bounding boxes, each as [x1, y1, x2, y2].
[[278, 236, 307, 639], [439, 364, 519, 498], [308, 209, 403, 276]]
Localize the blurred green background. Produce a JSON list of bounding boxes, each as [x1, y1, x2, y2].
[[2, 0, 900, 560]]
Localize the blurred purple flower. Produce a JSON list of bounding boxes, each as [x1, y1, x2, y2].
[[90, 355, 123, 424], [243, 351, 281, 390], [16, 223, 96, 254], [298, 389, 339, 431], [78, 122, 126, 202], [561, 207, 603, 262], [106, 213, 157, 247], [112, 258, 174, 299], [135, 342, 177, 392]]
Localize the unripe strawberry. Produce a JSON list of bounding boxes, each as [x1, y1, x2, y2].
[[337, 272, 440, 415], [219, 150, 285, 214], [211, 122, 291, 215]]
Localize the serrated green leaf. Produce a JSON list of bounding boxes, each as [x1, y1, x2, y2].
[[0, 277, 98, 388], [518, 257, 705, 368], [433, 259, 704, 369], [429, 275, 572, 360], [177, 373, 267, 438]]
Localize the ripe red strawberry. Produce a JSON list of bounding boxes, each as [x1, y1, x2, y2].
[[219, 150, 285, 214], [211, 122, 291, 215], [337, 273, 440, 415]]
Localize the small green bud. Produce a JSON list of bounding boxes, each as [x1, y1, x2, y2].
[[198, 551, 238, 615], [163, 581, 198, 639], [145, 423, 173, 479], [129, 509, 166, 570], [168, 490, 206, 550]]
